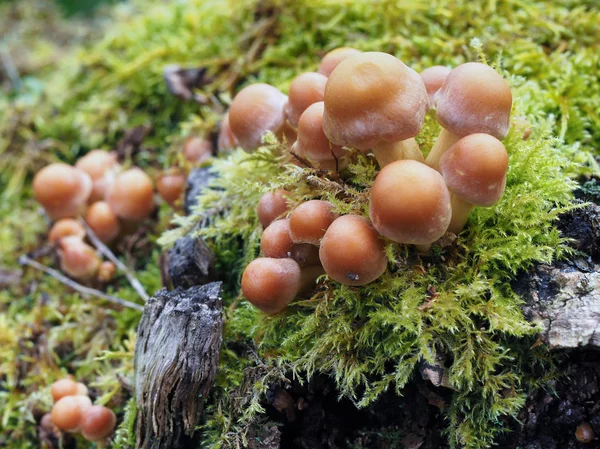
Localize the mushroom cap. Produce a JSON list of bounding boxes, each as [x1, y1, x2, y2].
[[436, 62, 512, 139], [80, 405, 117, 441], [106, 168, 155, 221], [290, 102, 345, 166], [97, 261, 117, 282], [76, 150, 119, 203], [51, 395, 92, 432], [257, 190, 290, 228], [58, 236, 101, 280], [419, 65, 451, 107], [241, 257, 302, 314], [260, 219, 319, 266], [76, 382, 88, 396], [318, 47, 362, 77], [51, 378, 81, 402], [439, 133, 508, 206], [33, 163, 92, 220], [183, 136, 213, 163], [285, 72, 328, 127], [319, 215, 387, 286], [157, 169, 186, 206], [40, 413, 55, 433], [48, 219, 86, 244], [322, 52, 429, 151], [217, 113, 239, 152], [85, 201, 120, 243], [369, 160, 451, 245], [229, 83, 288, 151], [289, 200, 338, 246]]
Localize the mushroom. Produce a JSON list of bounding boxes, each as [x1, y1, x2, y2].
[[51, 378, 87, 402], [40, 413, 55, 433], [284, 72, 328, 127], [229, 83, 290, 151], [50, 395, 92, 432], [85, 201, 120, 244], [97, 261, 117, 282], [33, 163, 92, 220], [319, 215, 387, 286], [425, 62, 512, 171], [157, 168, 186, 207], [369, 160, 451, 247], [322, 52, 428, 167], [289, 200, 338, 246], [290, 102, 346, 170], [183, 136, 213, 163], [260, 219, 320, 266], [257, 190, 291, 228], [419, 65, 451, 109], [318, 47, 362, 77], [439, 133, 509, 233], [80, 405, 117, 442], [217, 113, 239, 152], [58, 237, 101, 281], [576, 422, 595, 444], [48, 219, 86, 244], [106, 168, 155, 221], [75, 150, 119, 204]]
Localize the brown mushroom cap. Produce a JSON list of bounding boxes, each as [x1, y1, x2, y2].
[[50, 395, 92, 432], [58, 236, 101, 280], [217, 113, 239, 152], [257, 190, 290, 228], [80, 405, 117, 441], [75, 150, 119, 204], [260, 219, 320, 266], [285, 72, 328, 127], [85, 201, 120, 243], [97, 261, 117, 282], [157, 169, 186, 206], [319, 215, 387, 286], [241, 257, 302, 314], [229, 83, 288, 151], [369, 160, 451, 245], [290, 102, 345, 169], [318, 47, 362, 77], [439, 133, 508, 206], [289, 200, 338, 246], [322, 52, 428, 151], [33, 163, 92, 220], [419, 65, 451, 107], [436, 62, 512, 139], [183, 136, 213, 163], [40, 413, 55, 433], [51, 378, 81, 402], [106, 168, 155, 221], [49, 219, 86, 244]]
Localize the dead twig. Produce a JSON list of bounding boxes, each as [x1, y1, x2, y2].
[[18, 254, 144, 312]]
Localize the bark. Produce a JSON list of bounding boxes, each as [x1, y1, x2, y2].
[[167, 233, 216, 290]]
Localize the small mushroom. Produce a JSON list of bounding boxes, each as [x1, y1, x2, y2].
[[75, 150, 119, 204], [85, 201, 120, 244], [439, 133, 508, 233], [33, 163, 92, 220], [97, 261, 117, 283], [106, 168, 155, 221], [319, 215, 387, 286], [322, 52, 428, 167], [285, 72, 328, 127], [58, 237, 101, 281], [318, 47, 362, 77], [289, 200, 338, 246], [80, 405, 117, 442], [257, 190, 291, 228], [50, 395, 92, 432], [48, 219, 86, 244], [40, 413, 55, 433], [217, 112, 239, 152], [419, 65, 451, 109], [290, 102, 345, 170], [576, 422, 596, 444], [369, 160, 451, 246], [229, 83, 289, 151], [183, 136, 213, 164], [157, 168, 187, 207], [260, 219, 320, 266], [50, 378, 87, 402], [425, 62, 512, 170]]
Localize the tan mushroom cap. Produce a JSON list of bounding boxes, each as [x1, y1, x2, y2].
[[257, 190, 290, 228], [419, 65, 451, 107], [106, 168, 155, 221], [439, 133, 508, 206], [241, 257, 302, 314], [436, 62, 512, 139], [229, 83, 288, 151], [58, 236, 101, 280], [97, 261, 117, 282], [183, 136, 213, 163], [369, 160, 451, 245], [85, 201, 120, 243], [51, 378, 84, 402], [285, 72, 328, 127], [157, 169, 186, 206], [51, 395, 92, 432], [322, 52, 428, 151], [49, 219, 86, 244], [260, 219, 319, 266], [290, 102, 345, 169], [319, 215, 387, 286], [217, 113, 239, 151], [33, 163, 92, 220], [289, 200, 338, 246], [80, 405, 117, 442], [318, 47, 362, 77]]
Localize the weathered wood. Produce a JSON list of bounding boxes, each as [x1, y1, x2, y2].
[[184, 167, 216, 215], [167, 234, 216, 290], [134, 282, 223, 449]]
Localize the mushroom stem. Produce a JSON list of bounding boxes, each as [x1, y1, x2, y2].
[[298, 264, 325, 295], [425, 128, 461, 171], [448, 193, 475, 234], [414, 243, 432, 255], [372, 138, 424, 167]]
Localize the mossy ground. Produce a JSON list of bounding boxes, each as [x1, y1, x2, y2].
[[1, 1, 599, 448]]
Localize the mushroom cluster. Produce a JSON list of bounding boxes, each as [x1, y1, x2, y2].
[[225, 49, 512, 314], [43, 377, 116, 442]]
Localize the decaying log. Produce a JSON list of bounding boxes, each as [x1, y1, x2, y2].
[[184, 167, 216, 215], [134, 282, 223, 449], [167, 234, 216, 290]]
